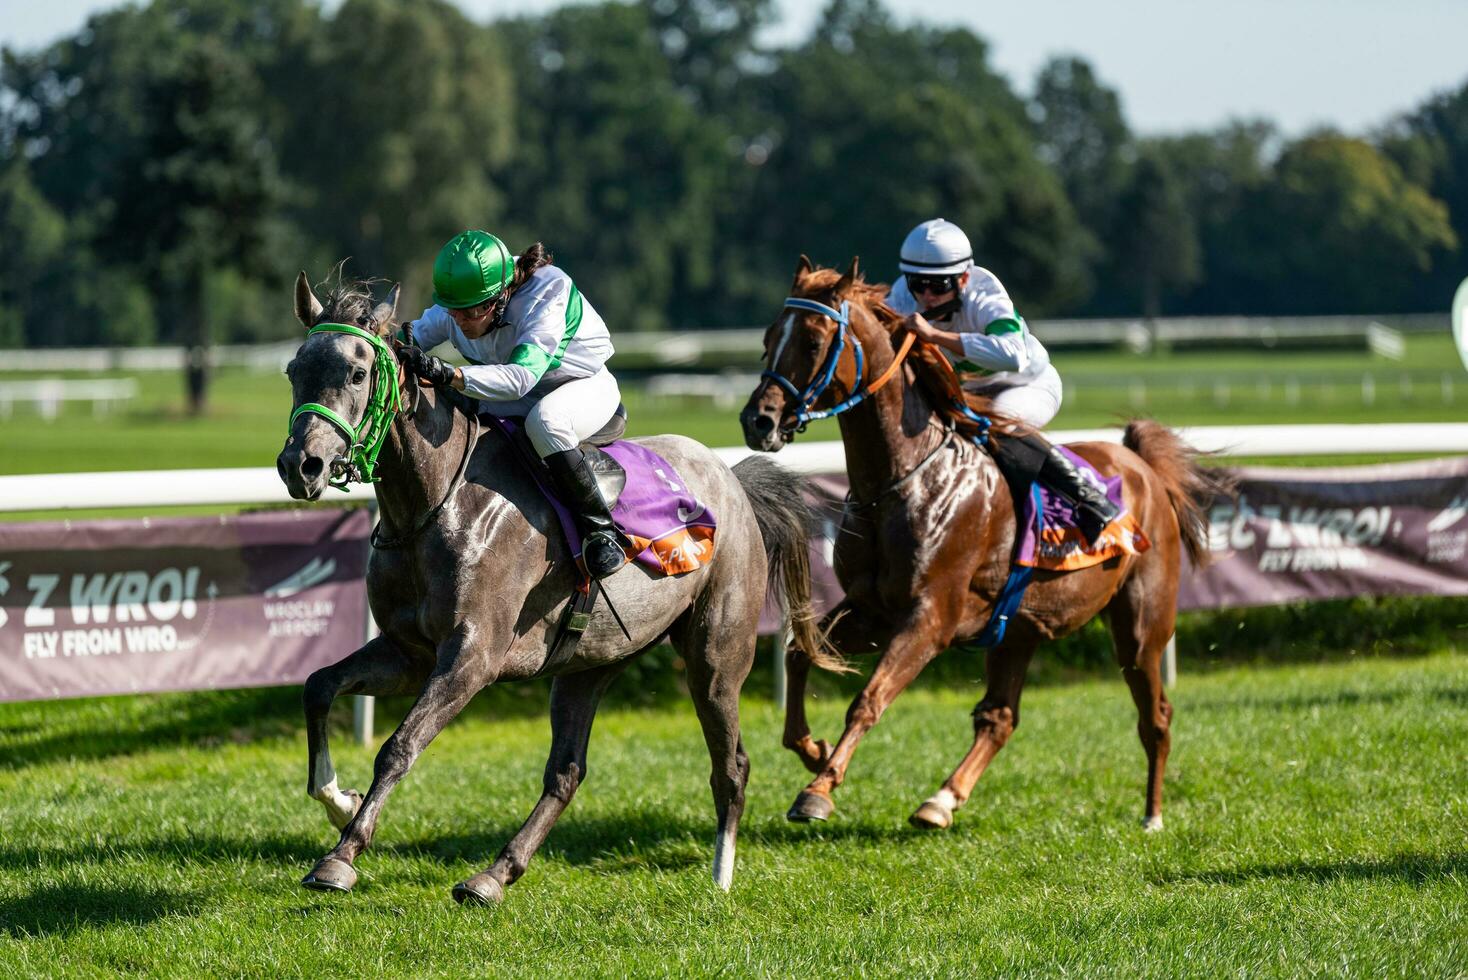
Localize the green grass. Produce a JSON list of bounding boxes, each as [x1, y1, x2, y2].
[[0, 651, 1463, 976]]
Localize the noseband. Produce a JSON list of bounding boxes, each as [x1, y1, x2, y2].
[[761, 296, 915, 433], [288, 322, 403, 489]]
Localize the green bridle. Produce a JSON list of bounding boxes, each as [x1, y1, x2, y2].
[[288, 322, 404, 490]]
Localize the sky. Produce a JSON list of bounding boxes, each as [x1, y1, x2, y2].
[[3, 0, 1465, 137]]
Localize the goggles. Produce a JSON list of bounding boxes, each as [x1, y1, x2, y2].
[[905, 273, 958, 296]]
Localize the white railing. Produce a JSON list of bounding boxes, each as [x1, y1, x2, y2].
[[3, 423, 1467, 512], [0, 378, 139, 421]]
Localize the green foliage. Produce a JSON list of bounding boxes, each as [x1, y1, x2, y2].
[[496, 1, 727, 332], [3, 0, 1468, 363], [1240, 134, 1456, 313]]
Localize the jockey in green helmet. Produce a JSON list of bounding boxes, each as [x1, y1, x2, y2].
[[889, 218, 1120, 544], [399, 229, 626, 578]]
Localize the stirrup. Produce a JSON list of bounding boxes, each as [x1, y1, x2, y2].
[[582, 528, 626, 579]]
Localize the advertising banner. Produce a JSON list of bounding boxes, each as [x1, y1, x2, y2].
[[1180, 456, 1468, 610], [763, 457, 1468, 631], [0, 508, 370, 702]]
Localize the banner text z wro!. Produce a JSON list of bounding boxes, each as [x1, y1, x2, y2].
[[0, 509, 369, 702]]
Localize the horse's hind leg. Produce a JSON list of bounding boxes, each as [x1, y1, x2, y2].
[[676, 616, 757, 892], [911, 636, 1038, 830], [1106, 567, 1178, 832], [454, 661, 627, 906], [302, 635, 495, 893], [303, 635, 429, 831]]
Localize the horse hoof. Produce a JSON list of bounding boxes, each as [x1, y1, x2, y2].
[[787, 790, 834, 823], [909, 801, 953, 830], [1142, 814, 1164, 833], [452, 874, 505, 906], [301, 857, 357, 893]]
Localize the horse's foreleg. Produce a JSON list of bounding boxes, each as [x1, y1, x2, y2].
[[303, 635, 428, 831], [783, 602, 890, 775], [453, 662, 626, 906], [788, 610, 945, 822], [302, 637, 494, 894], [910, 637, 1037, 830]]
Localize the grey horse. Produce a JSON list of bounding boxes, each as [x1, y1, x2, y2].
[[276, 273, 824, 904]]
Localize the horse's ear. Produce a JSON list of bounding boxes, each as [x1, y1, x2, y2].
[[294, 271, 323, 328], [375, 283, 401, 333], [836, 255, 860, 293], [791, 253, 814, 288]]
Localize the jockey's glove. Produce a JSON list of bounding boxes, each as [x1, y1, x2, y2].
[[400, 345, 457, 388]]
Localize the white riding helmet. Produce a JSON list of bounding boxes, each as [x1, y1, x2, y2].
[[898, 218, 973, 275]]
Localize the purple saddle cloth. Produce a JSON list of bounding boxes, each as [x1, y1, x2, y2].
[[485, 416, 718, 576]]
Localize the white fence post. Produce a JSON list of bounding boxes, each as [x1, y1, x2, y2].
[[353, 502, 377, 747], [772, 601, 788, 708], [1162, 634, 1177, 688]]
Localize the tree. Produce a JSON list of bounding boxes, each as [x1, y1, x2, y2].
[[1382, 80, 1468, 301], [740, 0, 1090, 316], [280, 0, 514, 305], [3, 0, 303, 410], [1031, 57, 1130, 233], [1110, 148, 1199, 318], [496, 2, 729, 331]]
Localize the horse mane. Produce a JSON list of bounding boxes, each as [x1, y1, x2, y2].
[[316, 265, 394, 337], [792, 265, 1021, 440]]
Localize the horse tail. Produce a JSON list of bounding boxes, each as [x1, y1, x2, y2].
[[1122, 419, 1234, 569], [731, 455, 849, 673]]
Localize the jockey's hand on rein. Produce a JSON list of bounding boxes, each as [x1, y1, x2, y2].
[[400, 345, 457, 388]]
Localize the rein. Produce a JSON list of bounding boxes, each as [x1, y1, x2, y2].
[[371, 407, 480, 550], [289, 322, 402, 489], [762, 296, 916, 433]]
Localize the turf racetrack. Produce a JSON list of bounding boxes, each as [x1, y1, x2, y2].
[[1, 652, 1463, 975]]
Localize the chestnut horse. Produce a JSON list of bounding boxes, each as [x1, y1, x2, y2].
[[740, 257, 1227, 831]]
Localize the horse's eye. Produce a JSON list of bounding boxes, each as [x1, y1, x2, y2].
[[351, 368, 368, 385], [806, 339, 823, 357]]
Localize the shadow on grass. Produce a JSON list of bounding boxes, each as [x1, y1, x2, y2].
[[0, 687, 304, 772], [393, 809, 930, 875], [1155, 852, 1468, 887], [0, 834, 326, 873], [0, 882, 204, 938]]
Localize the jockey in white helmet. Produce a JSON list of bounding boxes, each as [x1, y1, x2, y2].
[[888, 218, 1120, 543]]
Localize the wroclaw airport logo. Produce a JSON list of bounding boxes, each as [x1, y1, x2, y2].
[[1426, 495, 1467, 564], [264, 557, 337, 598], [262, 558, 339, 638]]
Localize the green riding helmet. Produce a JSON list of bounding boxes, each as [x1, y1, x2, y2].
[[431, 230, 514, 309]]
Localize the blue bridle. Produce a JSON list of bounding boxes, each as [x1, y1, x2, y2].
[[760, 297, 868, 432]]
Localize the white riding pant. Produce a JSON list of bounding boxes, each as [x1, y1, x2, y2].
[[477, 367, 622, 456], [964, 363, 1062, 430]]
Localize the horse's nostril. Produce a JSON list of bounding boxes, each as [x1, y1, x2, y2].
[[752, 414, 775, 435], [301, 456, 325, 480]]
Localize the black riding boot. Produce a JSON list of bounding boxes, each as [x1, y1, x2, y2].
[[545, 447, 628, 579], [1039, 444, 1122, 545]]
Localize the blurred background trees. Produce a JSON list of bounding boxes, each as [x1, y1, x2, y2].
[[3, 0, 1467, 358]]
